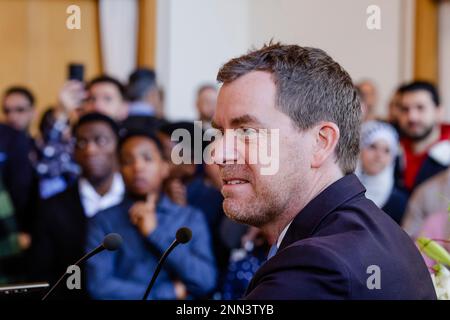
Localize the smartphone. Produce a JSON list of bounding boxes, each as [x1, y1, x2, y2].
[[68, 63, 84, 82]]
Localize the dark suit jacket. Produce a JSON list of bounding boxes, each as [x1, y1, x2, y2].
[[382, 187, 408, 224], [30, 182, 89, 299], [245, 174, 437, 300]]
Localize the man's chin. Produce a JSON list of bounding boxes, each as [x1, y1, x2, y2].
[[403, 126, 434, 141], [223, 198, 265, 227]]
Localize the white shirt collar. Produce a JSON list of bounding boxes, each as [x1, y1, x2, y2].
[[276, 221, 293, 249], [78, 173, 125, 218]]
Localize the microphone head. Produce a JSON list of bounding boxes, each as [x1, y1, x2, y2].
[[176, 227, 192, 244], [103, 233, 123, 251]]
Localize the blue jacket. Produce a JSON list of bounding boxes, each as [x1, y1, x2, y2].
[[86, 194, 217, 300], [245, 174, 437, 300]]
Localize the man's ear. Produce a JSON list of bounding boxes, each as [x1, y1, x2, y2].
[[311, 122, 340, 168]]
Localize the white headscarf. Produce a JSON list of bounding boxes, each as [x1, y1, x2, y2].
[[356, 121, 399, 208]]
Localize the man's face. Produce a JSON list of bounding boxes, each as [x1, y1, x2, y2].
[[84, 83, 125, 120], [2, 93, 34, 131], [212, 71, 311, 228], [397, 90, 441, 141], [157, 132, 196, 181], [196, 88, 217, 122], [75, 122, 117, 182], [120, 136, 168, 197]]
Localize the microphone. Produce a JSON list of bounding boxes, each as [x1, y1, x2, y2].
[[42, 233, 123, 300], [176, 227, 192, 244], [142, 227, 192, 300]]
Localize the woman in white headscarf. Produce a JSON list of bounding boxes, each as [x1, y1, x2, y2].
[[356, 120, 408, 224]]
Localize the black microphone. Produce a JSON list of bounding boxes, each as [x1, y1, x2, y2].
[[142, 227, 192, 300], [42, 233, 123, 300]]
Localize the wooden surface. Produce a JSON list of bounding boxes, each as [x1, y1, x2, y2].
[[0, 0, 101, 134], [137, 0, 157, 68], [414, 0, 438, 83]]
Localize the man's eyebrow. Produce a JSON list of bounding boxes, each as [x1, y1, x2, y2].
[[230, 114, 264, 127], [211, 114, 267, 130]]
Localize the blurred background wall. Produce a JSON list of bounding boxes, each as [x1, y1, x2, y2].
[[0, 0, 101, 131], [156, 0, 414, 121]]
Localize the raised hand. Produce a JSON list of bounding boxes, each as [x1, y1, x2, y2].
[[129, 193, 158, 237]]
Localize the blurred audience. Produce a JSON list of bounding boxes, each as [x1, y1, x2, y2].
[[33, 107, 80, 199], [30, 113, 123, 299], [220, 227, 272, 300], [122, 68, 166, 133], [86, 130, 217, 299], [2, 86, 36, 135], [57, 75, 128, 123], [386, 85, 403, 131], [1, 86, 40, 219], [0, 124, 34, 283], [356, 79, 378, 122], [34, 75, 127, 199], [356, 121, 408, 224], [83, 76, 128, 121], [195, 84, 217, 129], [395, 81, 450, 193], [158, 121, 199, 206], [1, 64, 449, 301]]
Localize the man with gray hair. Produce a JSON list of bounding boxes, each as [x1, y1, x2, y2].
[[211, 43, 436, 299]]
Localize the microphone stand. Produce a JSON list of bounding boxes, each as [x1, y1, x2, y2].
[[142, 239, 178, 300], [41, 244, 104, 300]]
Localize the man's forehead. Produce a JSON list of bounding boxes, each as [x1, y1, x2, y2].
[[91, 83, 120, 95], [77, 121, 114, 136], [402, 90, 434, 104], [214, 71, 276, 127], [4, 93, 29, 104], [219, 71, 275, 98]]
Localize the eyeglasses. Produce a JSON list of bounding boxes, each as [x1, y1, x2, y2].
[[75, 135, 113, 150]]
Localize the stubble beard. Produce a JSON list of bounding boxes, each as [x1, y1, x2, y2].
[[402, 122, 435, 142], [222, 173, 293, 229]]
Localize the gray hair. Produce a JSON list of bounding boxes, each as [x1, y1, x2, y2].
[[217, 42, 361, 174]]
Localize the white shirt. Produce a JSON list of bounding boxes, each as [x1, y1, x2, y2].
[[267, 221, 293, 260], [276, 221, 293, 249], [79, 173, 125, 218]]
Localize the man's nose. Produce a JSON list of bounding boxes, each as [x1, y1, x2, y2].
[[132, 158, 146, 172], [93, 101, 104, 111], [84, 141, 100, 155], [407, 108, 421, 122], [211, 132, 239, 166]]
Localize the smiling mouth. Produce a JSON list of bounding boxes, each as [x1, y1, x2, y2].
[[223, 179, 250, 185]]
